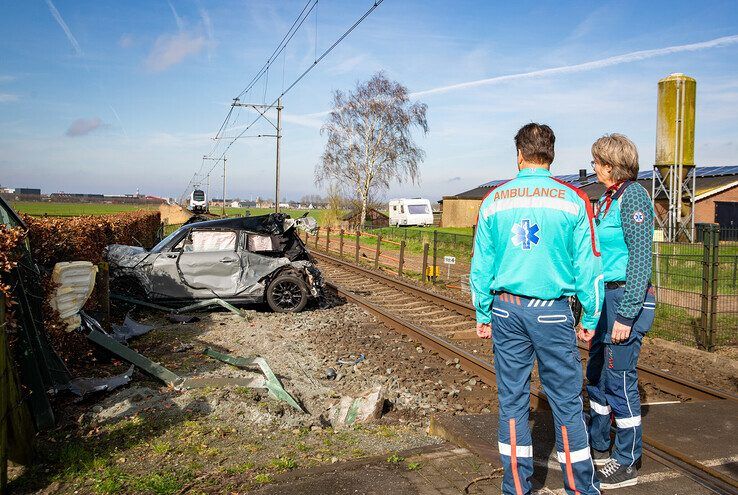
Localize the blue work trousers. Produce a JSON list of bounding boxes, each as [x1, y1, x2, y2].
[[586, 286, 656, 466], [492, 293, 600, 495]]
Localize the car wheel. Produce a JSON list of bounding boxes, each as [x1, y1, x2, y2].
[[266, 274, 308, 313]]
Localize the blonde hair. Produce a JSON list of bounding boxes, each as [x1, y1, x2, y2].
[[591, 133, 639, 181]]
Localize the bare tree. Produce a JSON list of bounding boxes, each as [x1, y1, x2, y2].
[[316, 72, 428, 228]]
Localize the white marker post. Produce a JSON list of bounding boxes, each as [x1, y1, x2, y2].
[[443, 255, 456, 281]]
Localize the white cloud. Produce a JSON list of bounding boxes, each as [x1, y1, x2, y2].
[[168, 1, 185, 32], [412, 34, 738, 97], [145, 31, 207, 72], [45, 0, 82, 56], [0, 76, 15, 84], [0, 93, 19, 103], [118, 34, 135, 48], [66, 117, 104, 137]]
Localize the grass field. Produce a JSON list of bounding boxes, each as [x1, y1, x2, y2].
[[11, 201, 162, 216]]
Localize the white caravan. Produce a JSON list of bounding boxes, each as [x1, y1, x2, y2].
[[388, 198, 434, 227]]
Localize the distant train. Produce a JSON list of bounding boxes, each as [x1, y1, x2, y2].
[[189, 189, 208, 213]]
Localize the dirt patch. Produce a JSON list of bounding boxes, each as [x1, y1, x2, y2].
[[9, 295, 499, 494]]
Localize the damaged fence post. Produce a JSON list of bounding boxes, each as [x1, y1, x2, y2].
[[374, 235, 382, 270], [399, 240, 406, 276], [97, 262, 111, 331], [355, 231, 361, 263], [339, 229, 345, 257], [422, 243, 429, 283], [326, 227, 331, 253], [314, 227, 320, 249]]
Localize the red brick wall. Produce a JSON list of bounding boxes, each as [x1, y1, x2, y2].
[[694, 184, 738, 224]]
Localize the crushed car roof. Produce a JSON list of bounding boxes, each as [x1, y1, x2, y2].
[[186, 213, 299, 235]]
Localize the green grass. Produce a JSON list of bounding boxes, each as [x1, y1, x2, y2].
[[11, 201, 161, 216]]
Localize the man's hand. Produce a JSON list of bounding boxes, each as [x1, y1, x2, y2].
[[610, 321, 632, 344], [476, 322, 491, 339], [577, 327, 595, 343]]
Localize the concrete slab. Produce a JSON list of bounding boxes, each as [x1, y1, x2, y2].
[[431, 408, 736, 494], [641, 400, 738, 480]]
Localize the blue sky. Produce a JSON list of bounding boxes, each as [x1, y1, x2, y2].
[[1, 0, 737, 202]]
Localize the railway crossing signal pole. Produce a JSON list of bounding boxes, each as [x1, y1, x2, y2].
[[230, 98, 284, 214]]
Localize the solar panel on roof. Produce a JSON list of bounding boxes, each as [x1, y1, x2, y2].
[[647, 165, 738, 178]]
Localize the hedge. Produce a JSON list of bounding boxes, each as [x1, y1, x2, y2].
[[23, 210, 161, 267]]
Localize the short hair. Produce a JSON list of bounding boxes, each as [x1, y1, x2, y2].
[[514, 123, 555, 165], [591, 134, 639, 181]]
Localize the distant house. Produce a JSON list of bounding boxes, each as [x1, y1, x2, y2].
[[342, 207, 389, 230]]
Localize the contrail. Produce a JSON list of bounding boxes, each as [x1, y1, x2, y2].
[[45, 0, 82, 56], [411, 34, 738, 98], [108, 105, 129, 139], [168, 1, 184, 31]]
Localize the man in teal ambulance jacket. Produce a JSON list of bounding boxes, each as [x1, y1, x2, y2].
[[470, 123, 604, 495]]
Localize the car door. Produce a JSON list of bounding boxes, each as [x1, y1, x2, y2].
[[175, 229, 243, 298], [148, 228, 242, 300]]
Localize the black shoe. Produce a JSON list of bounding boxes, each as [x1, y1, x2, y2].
[[598, 460, 638, 489], [592, 448, 611, 467]]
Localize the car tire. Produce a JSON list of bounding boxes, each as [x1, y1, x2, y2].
[[266, 274, 309, 313]]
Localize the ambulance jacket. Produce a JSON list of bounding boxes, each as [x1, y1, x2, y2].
[[470, 168, 604, 329]]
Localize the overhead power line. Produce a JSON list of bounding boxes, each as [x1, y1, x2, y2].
[[206, 0, 385, 169]]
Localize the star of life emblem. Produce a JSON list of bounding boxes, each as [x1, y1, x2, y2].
[[632, 211, 644, 224], [511, 219, 540, 250]]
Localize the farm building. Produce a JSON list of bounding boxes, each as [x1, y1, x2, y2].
[[440, 165, 738, 232]]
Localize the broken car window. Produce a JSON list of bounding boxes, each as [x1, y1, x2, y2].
[[173, 230, 237, 252], [247, 234, 275, 252]]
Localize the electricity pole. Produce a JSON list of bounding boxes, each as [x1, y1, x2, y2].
[[230, 98, 283, 213], [275, 97, 282, 213]]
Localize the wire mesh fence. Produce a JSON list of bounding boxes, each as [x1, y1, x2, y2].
[[308, 224, 737, 351]]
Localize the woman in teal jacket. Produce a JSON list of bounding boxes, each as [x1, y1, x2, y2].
[[585, 134, 656, 490]]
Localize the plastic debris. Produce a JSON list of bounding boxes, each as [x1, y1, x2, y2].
[[111, 314, 154, 343], [68, 365, 135, 398], [50, 261, 98, 331], [201, 347, 304, 413]]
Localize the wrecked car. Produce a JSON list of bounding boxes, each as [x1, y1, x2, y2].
[[105, 213, 323, 313]]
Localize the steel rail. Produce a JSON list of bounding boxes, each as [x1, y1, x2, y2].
[[325, 279, 738, 494], [314, 250, 738, 404]]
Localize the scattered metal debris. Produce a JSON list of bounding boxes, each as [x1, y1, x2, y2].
[[110, 293, 174, 312], [202, 347, 304, 413], [68, 365, 135, 398], [173, 298, 248, 318], [173, 342, 194, 353], [82, 313, 183, 389], [325, 367, 337, 380], [337, 353, 365, 366]]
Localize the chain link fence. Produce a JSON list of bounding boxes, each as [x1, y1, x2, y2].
[[309, 224, 737, 351]]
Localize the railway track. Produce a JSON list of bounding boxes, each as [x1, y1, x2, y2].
[[314, 250, 738, 495]]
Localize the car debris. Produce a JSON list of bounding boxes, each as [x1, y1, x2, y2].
[[201, 347, 304, 413], [68, 365, 135, 399], [49, 261, 98, 331], [336, 353, 366, 366], [105, 213, 324, 313], [111, 314, 155, 343], [82, 312, 184, 389]]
